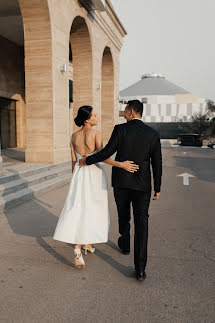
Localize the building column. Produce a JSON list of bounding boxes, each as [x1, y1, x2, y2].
[[19, 0, 55, 163]]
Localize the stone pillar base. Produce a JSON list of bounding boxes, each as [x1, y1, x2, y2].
[[25, 150, 54, 164], [25, 147, 71, 164]]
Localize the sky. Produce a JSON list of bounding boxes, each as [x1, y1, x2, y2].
[[112, 0, 215, 100]]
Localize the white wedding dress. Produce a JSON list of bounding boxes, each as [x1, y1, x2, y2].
[[53, 151, 109, 244]]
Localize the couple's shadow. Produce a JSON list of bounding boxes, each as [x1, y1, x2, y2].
[[4, 197, 133, 277], [96, 241, 134, 278], [37, 237, 134, 278]]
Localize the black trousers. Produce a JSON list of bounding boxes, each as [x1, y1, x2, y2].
[[114, 188, 151, 271]]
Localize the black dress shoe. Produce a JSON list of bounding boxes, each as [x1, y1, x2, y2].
[[118, 234, 130, 255], [135, 270, 146, 281]]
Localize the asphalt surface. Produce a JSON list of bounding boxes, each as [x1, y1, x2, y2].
[[0, 146, 215, 323]]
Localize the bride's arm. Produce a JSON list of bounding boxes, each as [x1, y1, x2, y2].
[[95, 131, 139, 173], [70, 136, 77, 173]]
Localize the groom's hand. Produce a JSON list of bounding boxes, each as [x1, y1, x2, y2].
[[153, 192, 160, 200], [79, 157, 87, 168]]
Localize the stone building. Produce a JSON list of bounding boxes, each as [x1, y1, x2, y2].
[[0, 0, 126, 163], [119, 74, 207, 138]]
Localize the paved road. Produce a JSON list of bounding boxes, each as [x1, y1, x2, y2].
[[0, 147, 215, 323]]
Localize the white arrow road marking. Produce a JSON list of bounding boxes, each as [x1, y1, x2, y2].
[[177, 173, 195, 186]]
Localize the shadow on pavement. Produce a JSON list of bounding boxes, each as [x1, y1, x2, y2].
[[4, 199, 132, 276], [4, 199, 77, 268], [96, 244, 134, 278], [106, 240, 119, 252], [37, 236, 75, 268], [5, 199, 57, 237]]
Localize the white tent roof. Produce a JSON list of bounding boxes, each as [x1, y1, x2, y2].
[[120, 74, 190, 97]]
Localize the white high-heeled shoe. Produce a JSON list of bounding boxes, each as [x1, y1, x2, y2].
[[82, 246, 96, 256], [74, 248, 85, 269]]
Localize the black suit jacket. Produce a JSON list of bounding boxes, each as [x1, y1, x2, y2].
[[86, 119, 162, 193]]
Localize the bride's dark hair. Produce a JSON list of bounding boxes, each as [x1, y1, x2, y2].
[[74, 105, 93, 127]]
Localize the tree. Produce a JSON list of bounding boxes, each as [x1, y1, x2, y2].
[[188, 112, 210, 136], [177, 101, 215, 137], [206, 100, 215, 136], [207, 100, 215, 113]]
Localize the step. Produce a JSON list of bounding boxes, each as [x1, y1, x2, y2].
[[0, 172, 72, 213], [0, 164, 72, 198], [0, 161, 71, 185]]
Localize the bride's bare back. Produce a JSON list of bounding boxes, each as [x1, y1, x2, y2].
[[70, 107, 138, 176], [71, 128, 101, 157]]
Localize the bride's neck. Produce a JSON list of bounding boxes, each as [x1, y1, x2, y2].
[[82, 123, 92, 130]]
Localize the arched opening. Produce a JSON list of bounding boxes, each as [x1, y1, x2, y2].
[[0, 0, 25, 152], [101, 47, 114, 143], [69, 16, 93, 129]]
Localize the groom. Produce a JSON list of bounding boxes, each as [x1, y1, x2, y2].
[[80, 100, 162, 281]]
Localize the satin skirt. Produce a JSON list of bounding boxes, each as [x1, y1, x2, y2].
[[53, 153, 109, 244]]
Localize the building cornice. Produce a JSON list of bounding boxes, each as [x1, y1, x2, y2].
[[105, 0, 127, 37], [93, 10, 123, 50], [80, 0, 127, 50]]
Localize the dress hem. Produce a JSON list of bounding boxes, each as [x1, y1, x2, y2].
[[53, 237, 108, 245]]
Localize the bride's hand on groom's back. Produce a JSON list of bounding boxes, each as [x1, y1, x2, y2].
[[120, 161, 139, 173]]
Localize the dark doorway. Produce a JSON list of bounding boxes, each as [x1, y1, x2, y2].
[[0, 97, 17, 148]]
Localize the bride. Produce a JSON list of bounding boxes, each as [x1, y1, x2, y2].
[[53, 106, 139, 269]]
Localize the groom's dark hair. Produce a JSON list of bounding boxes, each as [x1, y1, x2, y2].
[[127, 100, 143, 116]]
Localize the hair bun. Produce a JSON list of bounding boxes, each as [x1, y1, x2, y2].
[[74, 105, 93, 127], [74, 116, 83, 127]]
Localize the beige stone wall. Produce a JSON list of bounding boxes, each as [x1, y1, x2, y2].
[[18, 0, 54, 163], [0, 35, 25, 148], [50, 0, 125, 162], [14, 0, 126, 163]]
